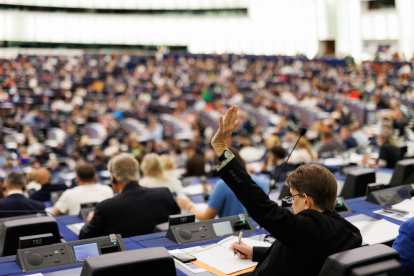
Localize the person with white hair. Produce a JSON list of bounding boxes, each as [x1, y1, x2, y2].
[[79, 153, 180, 239]]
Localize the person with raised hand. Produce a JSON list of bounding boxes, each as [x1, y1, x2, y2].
[[211, 105, 362, 276]]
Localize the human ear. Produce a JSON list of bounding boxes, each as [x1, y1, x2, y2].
[[303, 194, 310, 209]]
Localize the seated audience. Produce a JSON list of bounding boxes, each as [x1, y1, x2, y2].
[[213, 106, 362, 275], [140, 153, 184, 196], [350, 122, 369, 146], [26, 169, 41, 192], [0, 180, 4, 199], [262, 146, 292, 182], [184, 147, 206, 177], [393, 217, 414, 276], [364, 129, 400, 168], [79, 153, 180, 239], [30, 168, 67, 202], [0, 172, 45, 218], [339, 125, 358, 149], [317, 130, 347, 158], [93, 151, 107, 172], [288, 137, 317, 164], [52, 163, 113, 216], [177, 147, 269, 220], [160, 154, 179, 178]]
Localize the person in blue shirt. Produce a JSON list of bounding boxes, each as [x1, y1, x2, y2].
[[392, 217, 414, 276], [177, 147, 269, 220]]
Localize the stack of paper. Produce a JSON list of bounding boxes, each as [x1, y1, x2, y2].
[[191, 236, 271, 275], [352, 219, 400, 245], [373, 199, 414, 222], [67, 222, 85, 235]]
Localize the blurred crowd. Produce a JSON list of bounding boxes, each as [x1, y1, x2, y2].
[[0, 53, 412, 195]]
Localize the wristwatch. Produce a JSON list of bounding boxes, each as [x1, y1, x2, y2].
[[218, 150, 232, 162]]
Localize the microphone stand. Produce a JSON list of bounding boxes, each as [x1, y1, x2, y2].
[[267, 132, 305, 196]]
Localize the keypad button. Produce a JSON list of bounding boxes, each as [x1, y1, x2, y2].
[[54, 259, 60, 263]]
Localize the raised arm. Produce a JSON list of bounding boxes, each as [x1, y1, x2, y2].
[[211, 106, 311, 247]]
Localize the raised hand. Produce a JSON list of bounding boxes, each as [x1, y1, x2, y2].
[[211, 105, 239, 156]]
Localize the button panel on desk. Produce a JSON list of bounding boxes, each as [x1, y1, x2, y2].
[[16, 234, 127, 273], [174, 223, 215, 243], [21, 245, 71, 271], [166, 215, 256, 245]]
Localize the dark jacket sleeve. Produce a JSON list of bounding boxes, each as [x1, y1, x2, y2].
[[218, 158, 315, 249], [79, 205, 106, 239], [252, 246, 269, 262]]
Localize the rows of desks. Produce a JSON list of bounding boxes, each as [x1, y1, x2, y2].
[[0, 194, 406, 276]]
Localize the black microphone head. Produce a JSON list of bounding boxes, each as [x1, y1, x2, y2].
[[299, 128, 307, 136]]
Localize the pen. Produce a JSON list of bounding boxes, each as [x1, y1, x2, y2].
[[234, 229, 244, 256], [382, 207, 409, 216]]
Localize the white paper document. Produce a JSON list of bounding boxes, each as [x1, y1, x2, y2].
[[183, 184, 204, 195], [352, 219, 400, 245], [373, 200, 414, 222], [191, 236, 271, 274], [67, 222, 85, 235]]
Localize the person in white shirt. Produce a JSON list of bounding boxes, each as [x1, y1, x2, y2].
[[52, 163, 113, 216], [140, 153, 184, 197], [350, 122, 369, 147], [288, 137, 317, 165]]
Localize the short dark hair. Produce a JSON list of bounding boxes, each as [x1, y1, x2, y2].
[[94, 151, 106, 163], [76, 163, 96, 182], [321, 130, 334, 139], [5, 172, 26, 190], [214, 146, 246, 168], [270, 146, 287, 159], [286, 164, 337, 210]]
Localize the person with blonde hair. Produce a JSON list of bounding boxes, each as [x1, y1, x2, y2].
[[79, 153, 180, 239], [264, 134, 281, 149], [159, 154, 179, 178], [288, 137, 317, 164], [140, 153, 184, 196]]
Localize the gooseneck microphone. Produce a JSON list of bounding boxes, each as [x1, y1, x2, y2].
[[267, 127, 307, 195]]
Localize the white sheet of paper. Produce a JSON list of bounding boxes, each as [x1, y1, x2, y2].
[[352, 219, 400, 245], [373, 200, 414, 222], [183, 184, 203, 195], [191, 236, 271, 274], [66, 222, 85, 235], [192, 244, 257, 274], [218, 236, 271, 250], [392, 199, 414, 212]]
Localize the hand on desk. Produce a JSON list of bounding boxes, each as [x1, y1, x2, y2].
[[86, 211, 95, 222], [230, 241, 253, 260], [177, 196, 192, 211]]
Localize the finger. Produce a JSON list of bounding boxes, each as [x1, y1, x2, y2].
[[230, 106, 238, 124], [219, 116, 224, 130], [224, 107, 232, 126], [233, 120, 239, 132]]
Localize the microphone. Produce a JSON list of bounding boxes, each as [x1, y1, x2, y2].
[[267, 127, 307, 195]]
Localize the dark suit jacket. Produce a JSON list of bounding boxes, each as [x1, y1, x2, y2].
[[218, 158, 362, 276], [30, 183, 68, 202], [79, 182, 180, 239], [0, 194, 45, 218]]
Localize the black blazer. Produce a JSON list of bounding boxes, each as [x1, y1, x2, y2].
[[0, 194, 45, 218], [30, 183, 68, 202], [218, 158, 362, 276], [79, 182, 180, 239]]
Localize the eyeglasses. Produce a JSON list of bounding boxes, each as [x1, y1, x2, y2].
[[283, 193, 301, 204]]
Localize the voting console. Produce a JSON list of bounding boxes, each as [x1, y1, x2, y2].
[[16, 234, 126, 273], [166, 214, 256, 245]]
